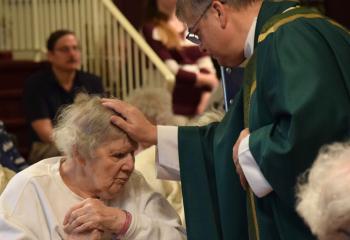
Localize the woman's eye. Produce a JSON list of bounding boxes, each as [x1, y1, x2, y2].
[[113, 153, 127, 159]]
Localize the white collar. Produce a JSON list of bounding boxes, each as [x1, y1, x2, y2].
[[244, 17, 257, 59]]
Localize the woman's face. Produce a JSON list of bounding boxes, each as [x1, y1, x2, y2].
[[83, 138, 136, 200]]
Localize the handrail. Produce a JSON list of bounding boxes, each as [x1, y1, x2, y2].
[[101, 0, 174, 85], [0, 0, 175, 99]]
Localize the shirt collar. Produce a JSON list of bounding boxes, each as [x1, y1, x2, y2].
[[244, 17, 257, 59]]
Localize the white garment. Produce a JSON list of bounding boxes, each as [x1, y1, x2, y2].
[[0, 157, 186, 240], [135, 146, 185, 226], [238, 136, 273, 197], [156, 17, 273, 198], [156, 126, 180, 181]]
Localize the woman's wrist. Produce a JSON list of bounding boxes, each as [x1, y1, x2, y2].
[[119, 210, 132, 236], [112, 210, 132, 239]]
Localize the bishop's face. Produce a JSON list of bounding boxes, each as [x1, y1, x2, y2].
[[185, 1, 250, 67]]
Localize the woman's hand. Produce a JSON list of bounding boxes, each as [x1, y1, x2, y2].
[[63, 198, 126, 235], [195, 72, 219, 90], [66, 229, 102, 240], [101, 98, 157, 149]]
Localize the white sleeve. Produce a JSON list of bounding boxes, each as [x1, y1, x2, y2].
[[155, 126, 181, 181], [238, 135, 273, 198]]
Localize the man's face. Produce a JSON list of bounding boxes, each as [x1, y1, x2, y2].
[[47, 34, 81, 72], [185, 2, 247, 67]]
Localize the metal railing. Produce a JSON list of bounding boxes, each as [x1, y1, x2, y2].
[[0, 0, 175, 99]]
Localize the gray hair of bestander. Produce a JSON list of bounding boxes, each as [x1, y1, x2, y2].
[[176, 0, 260, 21], [53, 93, 129, 160], [296, 141, 350, 240], [126, 87, 177, 125], [187, 108, 225, 126]]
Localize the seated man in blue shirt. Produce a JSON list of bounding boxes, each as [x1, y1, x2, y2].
[[23, 30, 104, 164]]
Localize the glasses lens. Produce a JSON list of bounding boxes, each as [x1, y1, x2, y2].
[[186, 33, 201, 45], [55, 46, 81, 53]]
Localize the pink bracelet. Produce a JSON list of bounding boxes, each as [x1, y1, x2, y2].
[[118, 210, 132, 236]]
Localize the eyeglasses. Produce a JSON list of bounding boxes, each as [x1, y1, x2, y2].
[[54, 45, 81, 54], [185, 2, 212, 45]]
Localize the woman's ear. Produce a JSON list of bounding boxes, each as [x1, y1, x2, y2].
[[72, 145, 86, 166], [212, 1, 227, 28]]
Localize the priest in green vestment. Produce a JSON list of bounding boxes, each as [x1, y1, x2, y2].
[[102, 0, 350, 239]]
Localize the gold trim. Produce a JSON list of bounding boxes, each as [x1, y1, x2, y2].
[[245, 59, 258, 239], [249, 188, 260, 240], [258, 13, 323, 43], [328, 19, 350, 35], [250, 81, 256, 97], [249, 79, 258, 240]]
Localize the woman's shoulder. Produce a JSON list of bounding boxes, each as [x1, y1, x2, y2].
[[127, 170, 148, 186], [0, 157, 61, 202], [123, 170, 157, 197], [142, 22, 156, 29], [142, 22, 157, 36]]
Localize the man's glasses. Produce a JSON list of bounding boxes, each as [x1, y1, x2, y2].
[[54, 46, 81, 54], [185, 2, 212, 45], [338, 228, 350, 238]]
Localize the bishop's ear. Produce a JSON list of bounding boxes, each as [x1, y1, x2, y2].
[[212, 1, 227, 28]]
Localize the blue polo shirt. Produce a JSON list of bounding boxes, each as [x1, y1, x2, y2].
[[23, 67, 104, 143]]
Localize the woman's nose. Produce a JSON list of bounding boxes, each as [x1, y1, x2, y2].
[[122, 155, 134, 171]]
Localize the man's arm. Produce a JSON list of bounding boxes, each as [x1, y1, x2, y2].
[[31, 119, 54, 143], [23, 75, 53, 142]]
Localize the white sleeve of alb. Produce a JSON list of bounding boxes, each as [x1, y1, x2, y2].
[[155, 126, 181, 181], [238, 135, 273, 198]]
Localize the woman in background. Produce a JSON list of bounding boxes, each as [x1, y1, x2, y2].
[[142, 0, 219, 116]]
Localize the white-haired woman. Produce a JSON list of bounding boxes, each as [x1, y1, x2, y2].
[[296, 142, 350, 240], [0, 94, 186, 240]]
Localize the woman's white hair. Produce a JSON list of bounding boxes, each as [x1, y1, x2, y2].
[[187, 108, 225, 126], [296, 141, 350, 240], [53, 93, 128, 160]]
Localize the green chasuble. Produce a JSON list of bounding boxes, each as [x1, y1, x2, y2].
[[178, 1, 350, 240]]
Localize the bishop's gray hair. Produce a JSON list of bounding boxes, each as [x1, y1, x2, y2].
[[176, 0, 260, 22]]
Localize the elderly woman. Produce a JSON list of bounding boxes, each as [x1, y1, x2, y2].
[[0, 94, 186, 239], [296, 142, 350, 240]]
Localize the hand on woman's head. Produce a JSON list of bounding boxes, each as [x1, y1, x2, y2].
[[101, 98, 158, 148]]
